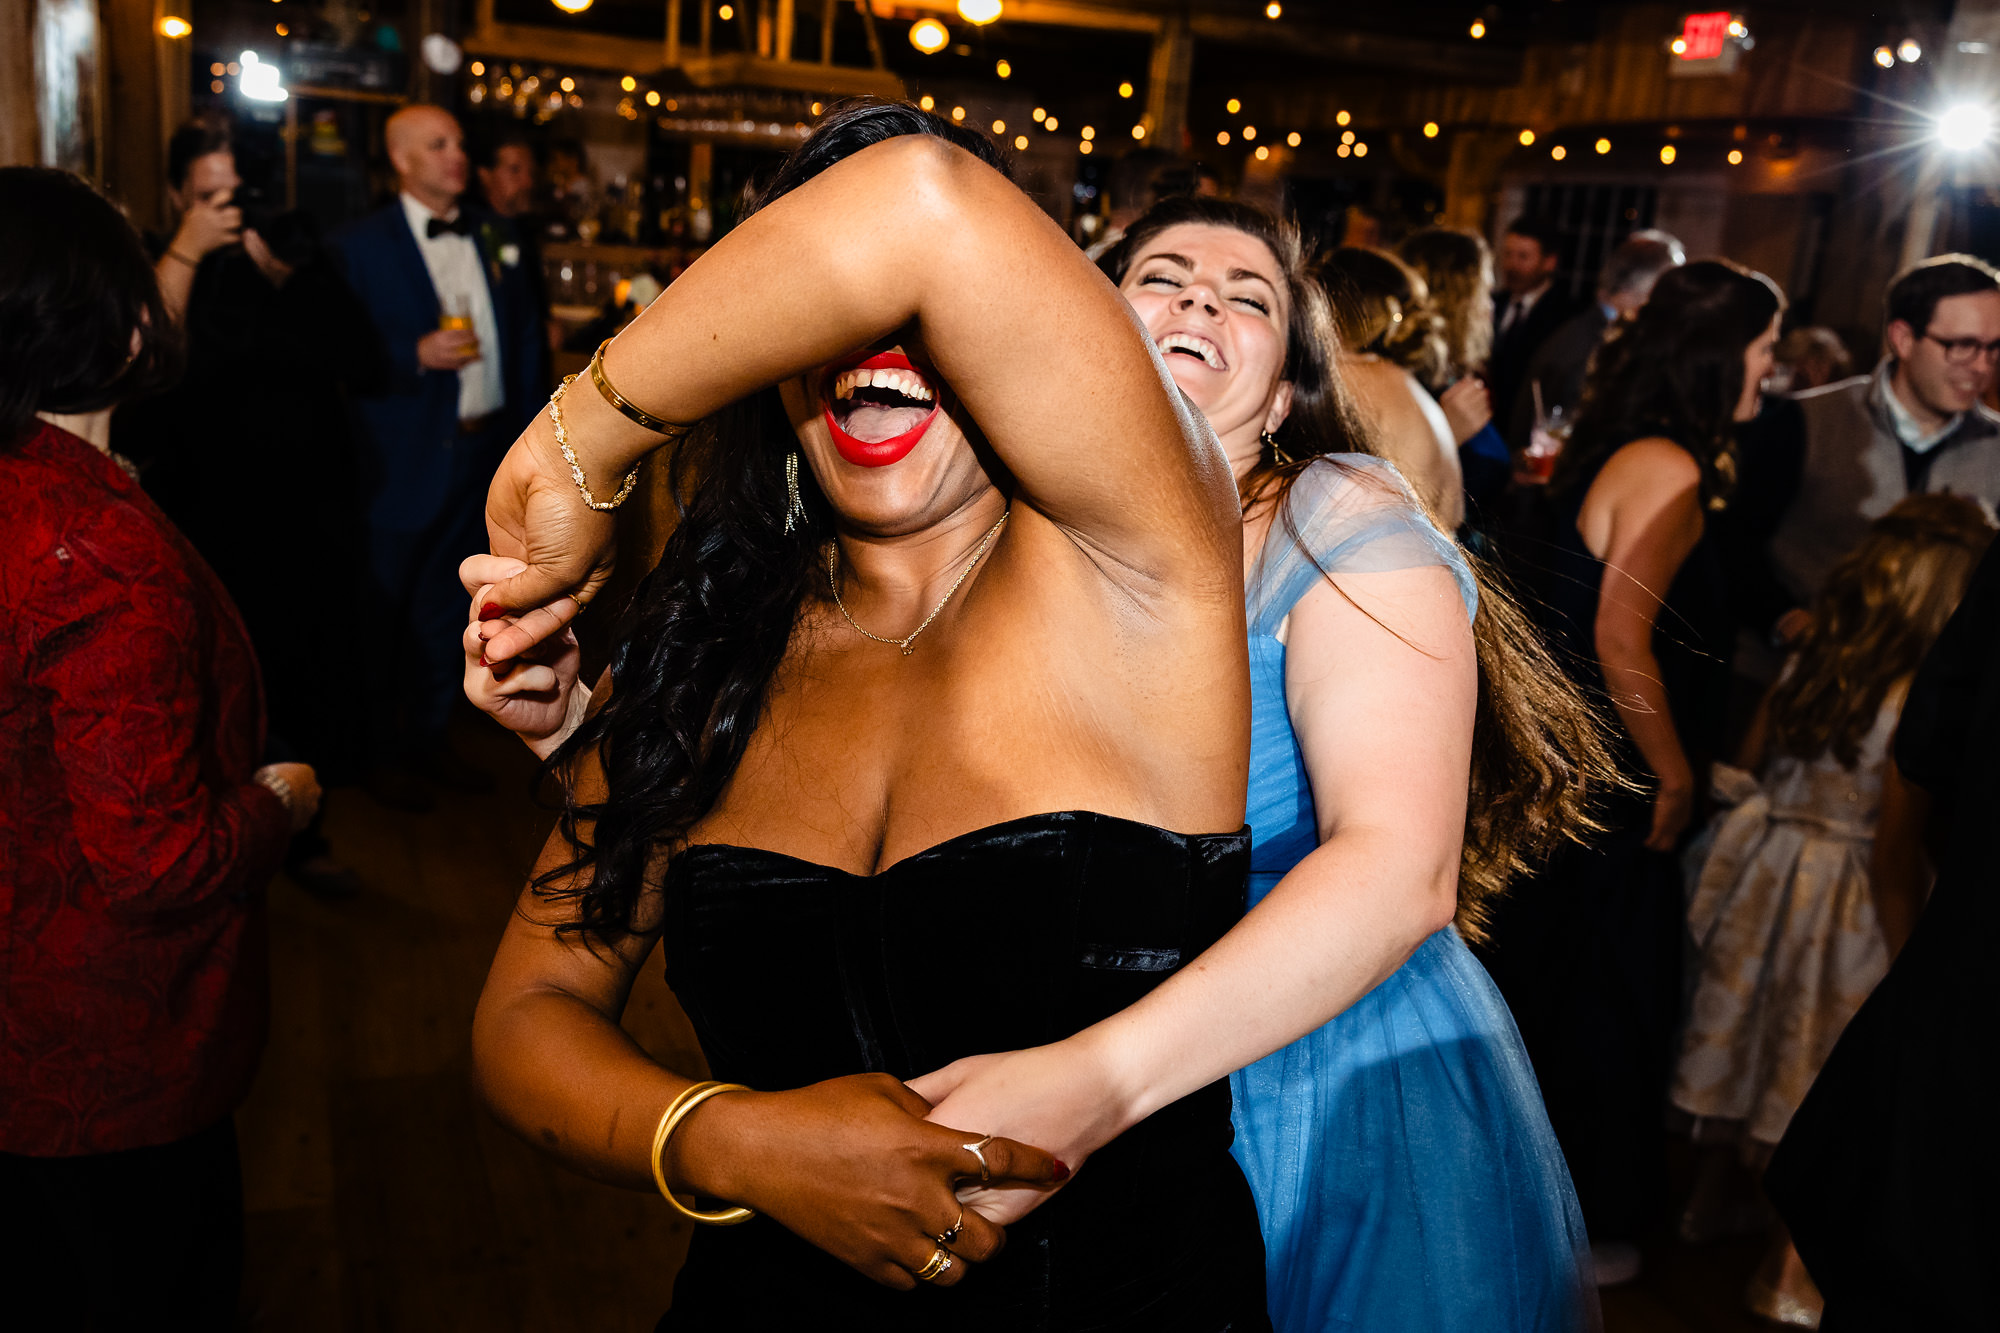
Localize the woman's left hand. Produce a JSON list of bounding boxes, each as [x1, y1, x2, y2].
[[909, 1042, 1125, 1226]]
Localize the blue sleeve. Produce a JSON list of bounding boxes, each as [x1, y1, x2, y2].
[[334, 228, 426, 397], [1247, 455, 1479, 636], [1459, 422, 1511, 514]]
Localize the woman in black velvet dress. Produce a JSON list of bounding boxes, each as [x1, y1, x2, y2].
[[466, 105, 1269, 1326], [1479, 261, 1781, 1283]]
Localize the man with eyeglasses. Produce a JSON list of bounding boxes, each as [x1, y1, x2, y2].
[[1754, 255, 2000, 641]]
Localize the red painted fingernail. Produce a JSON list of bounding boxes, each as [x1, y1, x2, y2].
[[479, 602, 506, 621], [1052, 1160, 1070, 1183]]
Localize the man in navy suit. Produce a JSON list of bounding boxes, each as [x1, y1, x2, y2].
[[337, 104, 543, 806]]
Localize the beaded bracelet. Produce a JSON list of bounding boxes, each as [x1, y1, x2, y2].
[[547, 374, 643, 511]]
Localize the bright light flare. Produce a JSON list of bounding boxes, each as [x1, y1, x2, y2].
[[1874, 46, 1896, 69], [1899, 39, 1922, 63], [1938, 103, 1994, 152], [158, 15, 192, 37], [957, 0, 1002, 24], [909, 17, 948, 51]]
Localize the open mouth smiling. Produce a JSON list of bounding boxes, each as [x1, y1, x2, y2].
[[822, 351, 941, 467], [1157, 331, 1228, 371]]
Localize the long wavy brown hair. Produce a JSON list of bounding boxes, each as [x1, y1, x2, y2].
[[1769, 494, 1993, 768], [1397, 227, 1494, 390], [1103, 198, 1620, 940]]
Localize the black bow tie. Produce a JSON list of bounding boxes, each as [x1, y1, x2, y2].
[[426, 215, 472, 238]]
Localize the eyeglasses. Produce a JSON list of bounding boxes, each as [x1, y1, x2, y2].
[[1920, 331, 2000, 365]]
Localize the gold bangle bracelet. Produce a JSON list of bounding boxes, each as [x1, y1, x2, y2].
[[649, 1081, 757, 1226], [591, 338, 693, 437]]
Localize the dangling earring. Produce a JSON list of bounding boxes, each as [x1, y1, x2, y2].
[[1261, 430, 1294, 466], [783, 451, 808, 534]]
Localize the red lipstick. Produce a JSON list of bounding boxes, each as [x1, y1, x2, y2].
[[823, 351, 941, 468]]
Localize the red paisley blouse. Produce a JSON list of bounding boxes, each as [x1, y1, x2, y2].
[[1, 421, 290, 1156]]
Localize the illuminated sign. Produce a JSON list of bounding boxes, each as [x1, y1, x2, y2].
[[1680, 11, 1730, 61]]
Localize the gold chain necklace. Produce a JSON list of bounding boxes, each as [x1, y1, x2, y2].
[[827, 508, 1009, 655]]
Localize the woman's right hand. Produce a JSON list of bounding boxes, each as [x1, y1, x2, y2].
[[1645, 780, 1695, 851], [1438, 376, 1493, 446], [171, 189, 242, 262], [477, 423, 620, 666], [256, 762, 321, 832], [670, 1073, 1065, 1289], [461, 554, 587, 758]]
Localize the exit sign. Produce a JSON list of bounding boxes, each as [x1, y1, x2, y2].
[[1680, 11, 1731, 61]]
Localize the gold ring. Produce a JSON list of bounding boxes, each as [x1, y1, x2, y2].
[[960, 1135, 994, 1184], [913, 1246, 954, 1283], [935, 1209, 964, 1247]]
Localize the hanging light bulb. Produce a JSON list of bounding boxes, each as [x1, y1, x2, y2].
[[909, 18, 948, 53]]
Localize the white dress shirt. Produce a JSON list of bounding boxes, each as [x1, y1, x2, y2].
[[399, 193, 505, 421]]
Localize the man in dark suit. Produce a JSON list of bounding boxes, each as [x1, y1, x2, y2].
[[1505, 228, 1684, 447], [336, 104, 543, 806], [1487, 215, 1577, 439]]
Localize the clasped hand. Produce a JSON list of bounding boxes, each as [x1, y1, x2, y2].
[[475, 425, 620, 666]]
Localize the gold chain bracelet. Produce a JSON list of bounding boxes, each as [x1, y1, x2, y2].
[[591, 337, 693, 437], [548, 374, 642, 511], [649, 1081, 757, 1226]]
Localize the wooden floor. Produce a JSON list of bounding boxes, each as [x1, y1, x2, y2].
[[236, 715, 1777, 1332]]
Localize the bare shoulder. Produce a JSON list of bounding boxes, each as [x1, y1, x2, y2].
[[1596, 435, 1701, 491]]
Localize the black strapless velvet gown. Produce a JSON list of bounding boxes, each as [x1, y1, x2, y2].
[[656, 810, 1272, 1331]]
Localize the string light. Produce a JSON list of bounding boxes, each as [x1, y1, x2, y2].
[[1341, 130, 1354, 144], [1033, 107, 1045, 121], [1728, 149, 1744, 164], [1216, 130, 1230, 145], [1286, 131, 1301, 147], [645, 89, 660, 106], [1594, 137, 1611, 154], [919, 94, 935, 110], [1335, 110, 1350, 126], [1337, 144, 1350, 158], [1672, 37, 1687, 55], [211, 62, 225, 74], [811, 101, 822, 114], [1265, 1, 1281, 16], [1132, 124, 1146, 139], [1014, 134, 1028, 149], [1119, 82, 1134, 98], [1354, 142, 1368, 157], [992, 118, 1006, 134], [718, 3, 734, 18], [996, 58, 1011, 78], [1874, 45, 1896, 68], [550, 0, 592, 11], [620, 75, 636, 91], [1469, 19, 1485, 38], [951, 105, 965, 121], [1898, 39, 1921, 62], [274, 22, 287, 34], [1659, 144, 1676, 163], [1243, 126, 1256, 140], [1044, 115, 1058, 131], [1518, 128, 1534, 146], [1255, 145, 1270, 159], [158, 15, 192, 37], [1080, 140, 1092, 154], [909, 18, 948, 53], [1081, 125, 1095, 140], [1226, 98, 1241, 114], [1423, 121, 1439, 138], [1551, 144, 1566, 160], [957, 0, 1002, 24], [560, 76, 575, 91]]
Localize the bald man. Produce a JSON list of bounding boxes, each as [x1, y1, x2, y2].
[[335, 105, 543, 804]]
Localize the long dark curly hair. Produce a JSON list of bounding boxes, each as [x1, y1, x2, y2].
[[1102, 197, 1620, 940], [1553, 259, 1783, 507], [534, 101, 1007, 940]]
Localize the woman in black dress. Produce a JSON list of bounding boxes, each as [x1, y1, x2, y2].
[[468, 105, 1267, 1326], [1479, 260, 1782, 1283]]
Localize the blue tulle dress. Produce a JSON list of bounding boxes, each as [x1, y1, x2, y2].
[[1228, 456, 1599, 1332]]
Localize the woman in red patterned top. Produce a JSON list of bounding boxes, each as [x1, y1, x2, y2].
[[0, 167, 322, 1327]]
